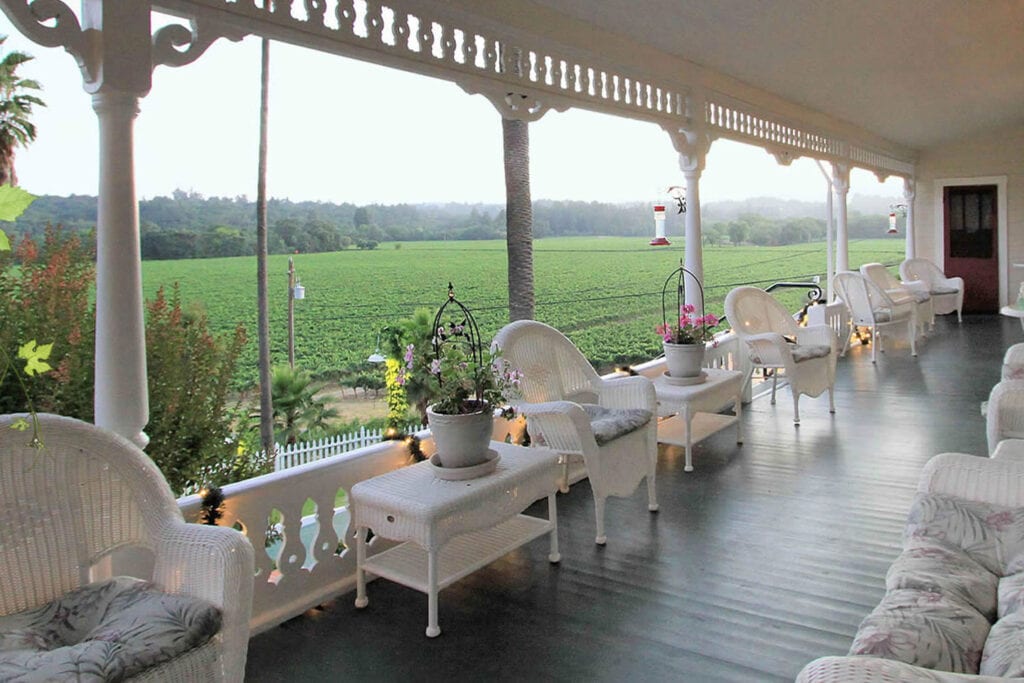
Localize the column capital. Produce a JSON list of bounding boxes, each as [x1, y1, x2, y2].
[[90, 90, 141, 118], [903, 177, 917, 201], [663, 125, 713, 176], [831, 162, 850, 194]]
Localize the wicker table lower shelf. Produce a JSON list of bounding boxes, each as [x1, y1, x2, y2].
[[361, 515, 553, 594]]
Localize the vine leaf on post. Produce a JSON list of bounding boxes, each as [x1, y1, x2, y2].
[[0, 185, 36, 221], [18, 340, 53, 376], [0, 185, 35, 253]]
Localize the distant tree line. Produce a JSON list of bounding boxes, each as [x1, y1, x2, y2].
[[6, 190, 902, 260]]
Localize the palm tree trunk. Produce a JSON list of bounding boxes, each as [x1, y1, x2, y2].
[[502, 117, 534, 321], [256, 38, 275, 456]]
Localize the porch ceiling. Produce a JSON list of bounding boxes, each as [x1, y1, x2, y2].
[[513, 0, 1024, 151]]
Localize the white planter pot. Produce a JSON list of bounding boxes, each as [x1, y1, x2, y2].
[[663, 342, 705, 378], [427, 402, 493, 468]]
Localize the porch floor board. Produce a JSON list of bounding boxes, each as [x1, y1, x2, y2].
[[246, 314, 1017, 682]]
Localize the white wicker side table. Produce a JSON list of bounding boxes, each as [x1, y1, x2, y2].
[[351, 441, 561, 637], [653, 367, 744, 472]]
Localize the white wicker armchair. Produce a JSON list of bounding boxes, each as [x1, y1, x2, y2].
[[900, 257, 964, 323], [1002, 343, 1024, 380], [0, 414, 254, 682], [798, 452, 1024, 682], [834, 271, 918, 363], [492, 320, 658, 545], [724, 286, 836, 424], [986, 380, 1024, 456], [861, 262, 934, 334]]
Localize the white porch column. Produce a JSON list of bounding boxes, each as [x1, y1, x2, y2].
[[663, 115, 712, 316], [832, 163, 851, 272], [92, 90, 148, 447], [682, 165, 704, 313], [904, 177, 916, 259]]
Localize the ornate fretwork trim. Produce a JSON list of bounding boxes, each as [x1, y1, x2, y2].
[[0, 0, 97, 84], [152, 18, 247, 69]]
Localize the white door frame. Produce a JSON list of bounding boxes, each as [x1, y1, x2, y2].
[[933, 175, 1009, 307]]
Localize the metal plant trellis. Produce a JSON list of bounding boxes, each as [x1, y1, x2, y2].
[[431, 282, 485, 396], [661, 260, 705, 330]]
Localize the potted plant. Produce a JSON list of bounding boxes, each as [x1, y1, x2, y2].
[[656, 263, 719, 380], [656, 303, 719, 378], [397, 285, 521, 469]]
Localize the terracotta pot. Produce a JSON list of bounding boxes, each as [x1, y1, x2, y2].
[[663, 341, 705, 378], [426, 401, 493, 468]]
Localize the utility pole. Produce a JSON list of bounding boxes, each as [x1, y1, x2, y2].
[[287, 256, 295, 369]]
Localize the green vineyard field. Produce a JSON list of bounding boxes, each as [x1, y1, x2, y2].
[[140, 237, 906, 386]]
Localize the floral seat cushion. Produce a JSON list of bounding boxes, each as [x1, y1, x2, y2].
[[0, 576, 221, 682], [849, 492, 1024, 676], [580, 404, 652, 446]]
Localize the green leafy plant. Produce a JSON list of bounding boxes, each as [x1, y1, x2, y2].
[[263, 364, 339, 445], [0, 183, 50, 445]]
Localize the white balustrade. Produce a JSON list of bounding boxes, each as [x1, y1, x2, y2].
[[179, 437, 415, 635]]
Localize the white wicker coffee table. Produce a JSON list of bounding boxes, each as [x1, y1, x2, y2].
[[653, 367, 744, 472], [351, 441, 561, 637]]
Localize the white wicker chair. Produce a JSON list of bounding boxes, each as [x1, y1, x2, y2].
[[0, 414, 254, 682], [724, 286, 836, 424], [1003, 343, 1024, 380], [834, 271, 918, 363], [492, 320, 658, 545], [860, 262, 934, 334], [798, 452, 1024, 682], [900, 257, 964, 323], [986, 380, 1024, 456]]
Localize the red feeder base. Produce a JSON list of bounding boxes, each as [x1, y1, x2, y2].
[[649, 237, 671, 246]]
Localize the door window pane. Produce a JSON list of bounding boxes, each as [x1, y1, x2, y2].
[[947, 185, 996, 259]]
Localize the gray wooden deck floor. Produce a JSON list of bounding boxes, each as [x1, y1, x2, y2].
[[246, 314, 1017, 682]]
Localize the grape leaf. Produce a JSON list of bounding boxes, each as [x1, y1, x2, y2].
[[18, 340, 53, 376], [0, 185, 36, 221]]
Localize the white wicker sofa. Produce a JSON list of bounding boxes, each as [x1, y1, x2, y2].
[[799, 451, 1024, 682]]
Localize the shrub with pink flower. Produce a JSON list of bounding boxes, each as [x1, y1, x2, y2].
[[656, 303, 720, 345]]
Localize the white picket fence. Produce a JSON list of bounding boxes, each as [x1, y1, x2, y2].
[[272, 423, 425, 471]]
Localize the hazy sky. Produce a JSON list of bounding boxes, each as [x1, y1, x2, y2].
[[0, 14, 903, 206]]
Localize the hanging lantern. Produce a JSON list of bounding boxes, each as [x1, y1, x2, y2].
[[650, 204, 670, 246]]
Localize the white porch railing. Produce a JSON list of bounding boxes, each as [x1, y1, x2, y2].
[[178, 419, 523, 636], [272, 423, 425, 471]]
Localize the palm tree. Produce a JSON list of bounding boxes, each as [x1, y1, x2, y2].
[[503, 117, 534, 321], [256, 38, 274, 455], [0, 36, 44, 186], [268, 365, 338, 445]]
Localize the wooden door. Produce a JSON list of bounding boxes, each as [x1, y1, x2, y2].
[[944, 184, 999, 313]]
